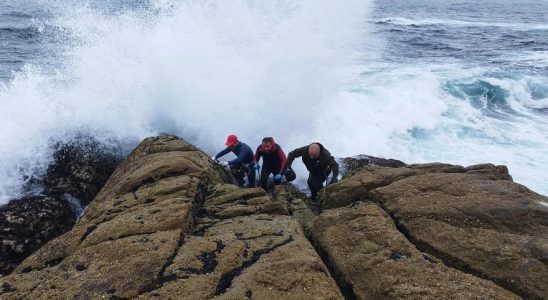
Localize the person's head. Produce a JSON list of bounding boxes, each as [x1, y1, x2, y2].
[[261, 137, 275, 152], [225, 134, 239, 148], [308, 143, 320, 160]]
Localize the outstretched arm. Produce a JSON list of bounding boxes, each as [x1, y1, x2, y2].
[[323, 148, 339, 182], [215, 147, 231, 160], [281, 146, 307, 173], [254, 146, 261, 164], [329, 156, 339, 179], [277, 147, 287, 173]]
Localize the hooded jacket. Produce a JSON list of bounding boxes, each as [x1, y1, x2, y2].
[[254, 142, 286, 172]]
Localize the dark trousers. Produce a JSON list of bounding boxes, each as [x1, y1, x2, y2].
[[259, 167, 281, 190], [308, 172, 328, 201], [230, 163, 256, 188]]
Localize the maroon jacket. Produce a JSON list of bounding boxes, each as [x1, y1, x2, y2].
[[254, 143, 286, 172]]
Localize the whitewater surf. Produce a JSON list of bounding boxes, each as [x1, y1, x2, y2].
[[0, 0, 546, 203]]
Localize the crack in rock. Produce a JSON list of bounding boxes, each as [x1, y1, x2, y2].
[[177, 240, 225, 276], [137, 185, 206, 295], [214, 236, 294, 296], [372, 198, 527, 299], [234, 231, 284, 241]]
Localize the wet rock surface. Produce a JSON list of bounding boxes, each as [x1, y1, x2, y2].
[[44, 135, 122, 206], [139, 182, 342, 299], [310, 202, 520, 299], [0, 196, 76, 276], [2, 138, 546, 299], [341, 155, 406, 176], [320, 163, 548, 299], [0, 136, 121, 276], [0, 136, 341, 299]]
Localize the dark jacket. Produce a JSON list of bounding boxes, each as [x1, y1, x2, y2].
[[254, 143, 287, 172], [283, 143, 339, 178], [215, 142, 254, 166]]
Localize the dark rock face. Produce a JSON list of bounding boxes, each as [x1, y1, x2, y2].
[[341, 155, 406, 176], [0, 196, 76, 276], [44, 136, 123, 206], [0, 135, 122, 276]]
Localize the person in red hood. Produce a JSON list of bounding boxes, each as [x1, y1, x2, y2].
[[254, 137, 287, 190]]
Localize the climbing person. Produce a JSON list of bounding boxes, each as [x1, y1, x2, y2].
[[281, 143, 339, 201], [213, 134, 256, 188], [254, 137, 287, 190]]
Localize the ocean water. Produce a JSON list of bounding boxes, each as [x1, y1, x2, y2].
[[0, 0, 546, 203]]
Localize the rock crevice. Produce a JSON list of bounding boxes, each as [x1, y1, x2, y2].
[[318, 161, 547, 299]]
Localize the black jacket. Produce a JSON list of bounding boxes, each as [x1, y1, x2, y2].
[[283, 143, 339, 178]]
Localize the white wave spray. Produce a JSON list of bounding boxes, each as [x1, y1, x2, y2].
[[0, 0, 371, 203], [1, 0, 547, 203]]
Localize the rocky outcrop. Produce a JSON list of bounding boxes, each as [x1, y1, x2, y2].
[[310, 203, 519, 299], [44, 135, 122, 206], [0, 136, 121, 276], [0, 136, 341, 299], [1, 137, 546, 299], [143, 184, 341, 299], [341, 155, 406, 175], [0, 196, 76, 277], [319, 163, 547, 299]]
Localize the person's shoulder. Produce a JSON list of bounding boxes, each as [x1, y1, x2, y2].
[[288, 145, 307, 156]]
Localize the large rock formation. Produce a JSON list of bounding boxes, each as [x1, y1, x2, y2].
[[310, 202, 520, 299], [0, 136, 341, 299], [1, 136, 546, 300], [0, 136, 121, 276], [0, 196, 76, 276], [44, 135, 122, 206], [319, 163, 547, 299]]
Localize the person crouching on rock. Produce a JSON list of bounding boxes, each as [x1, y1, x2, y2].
[[281, 143, 339, 201], [213, 134, 256, 188], [254, 137, 287, 190]]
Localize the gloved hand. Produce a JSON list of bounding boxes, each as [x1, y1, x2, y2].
[[211, 156, 217, 161], [254, 164, 260, 171], [329, 177, 338, 185], [220, 161, 229, 167], [274, 174, 283, 182]]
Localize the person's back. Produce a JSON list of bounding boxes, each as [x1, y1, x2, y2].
[[230, 142, 254, 164]]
